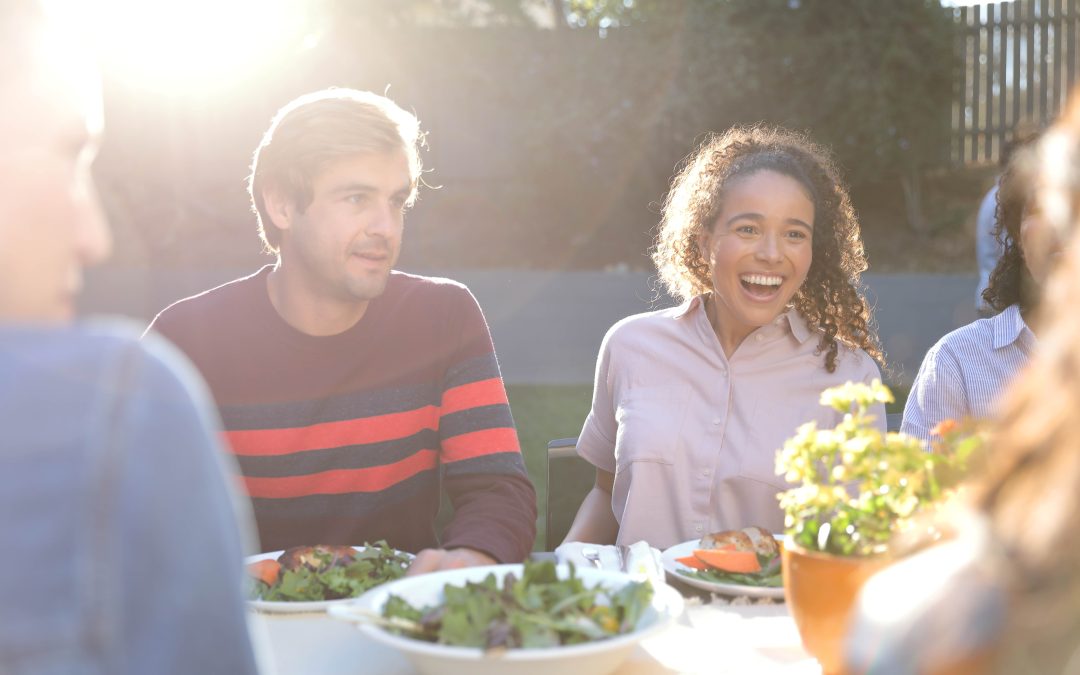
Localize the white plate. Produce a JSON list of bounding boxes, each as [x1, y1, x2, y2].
[[661, 536, 786, 600], [329, 563, 684, 675], [246, 546, 412, 614]]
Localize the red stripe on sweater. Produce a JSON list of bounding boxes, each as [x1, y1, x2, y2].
[[441, 378, 509, 416], [441, 427, 521, 463], [225, 406, 438, 457], [242, 449, 439, 499]]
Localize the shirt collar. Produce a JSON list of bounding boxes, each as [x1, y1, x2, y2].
[[676, 295, 812, 344], [991, 304, 1035, 351]]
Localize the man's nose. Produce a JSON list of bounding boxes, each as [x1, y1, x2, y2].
[[365, 200, 398, 237]]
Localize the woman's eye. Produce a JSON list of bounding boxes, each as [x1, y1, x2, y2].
[[787, 230, 809, 240], [346, 194, 367, 205], [736, 225, 757, 235]]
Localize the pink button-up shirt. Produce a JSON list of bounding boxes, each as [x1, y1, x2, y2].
[[577, 295, 884, 550]]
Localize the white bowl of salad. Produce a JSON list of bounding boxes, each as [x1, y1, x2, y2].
[[328, 560, 684, 675], [246, 541, 412, 614]]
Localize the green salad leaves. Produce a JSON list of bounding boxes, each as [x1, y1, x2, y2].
[[381, 559, 654, 649], [251, 541, 410, 602]]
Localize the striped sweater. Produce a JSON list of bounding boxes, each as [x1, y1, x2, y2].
[[148, 266, 537, 562]]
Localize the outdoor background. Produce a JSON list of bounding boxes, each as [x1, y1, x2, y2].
[[78, 0, 1080, 547]]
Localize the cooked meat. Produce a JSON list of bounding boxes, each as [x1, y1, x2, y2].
[[699, 526, 779, 557], [741, 526, 780, 558], [277, 545, 357, 572]]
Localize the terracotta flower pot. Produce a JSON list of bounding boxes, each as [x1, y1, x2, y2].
[[782, 540, 889, 675]]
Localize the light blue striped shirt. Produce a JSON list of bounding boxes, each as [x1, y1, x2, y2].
[[901, 304, 1035, 446]]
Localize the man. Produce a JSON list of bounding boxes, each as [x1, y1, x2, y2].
[[0, 3, 259, 674], [147, 88, 537, 573]]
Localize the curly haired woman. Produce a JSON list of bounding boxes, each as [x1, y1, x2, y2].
[[563, 126, 885, 549], [901, 136, 1060, 446]]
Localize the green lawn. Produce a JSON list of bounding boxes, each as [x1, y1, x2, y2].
[[505, 384, 593, 550]]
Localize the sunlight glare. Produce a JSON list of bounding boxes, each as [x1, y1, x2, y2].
[[57, 0, 305, 92]]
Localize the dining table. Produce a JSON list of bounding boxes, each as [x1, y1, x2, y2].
[[248, 574, 821, 675]]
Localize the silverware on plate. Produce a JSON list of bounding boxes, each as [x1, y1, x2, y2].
[[581, 547, 603, 570]]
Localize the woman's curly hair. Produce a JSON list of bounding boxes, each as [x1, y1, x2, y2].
[[651, 125, 883, 373], [982, 144, 1040, 313]]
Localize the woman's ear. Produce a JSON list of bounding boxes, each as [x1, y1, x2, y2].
[[262, 187, 294, 232]]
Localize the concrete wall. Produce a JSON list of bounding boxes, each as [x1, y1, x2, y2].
[[82, 267, 979, 386]]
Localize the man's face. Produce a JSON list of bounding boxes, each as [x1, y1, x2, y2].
[[277, 149, 412, 304], [0, 24, 110, 323]]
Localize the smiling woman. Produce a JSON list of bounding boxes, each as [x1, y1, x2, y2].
[[53, 0, 307, 93], [563, 125, 887, 551]]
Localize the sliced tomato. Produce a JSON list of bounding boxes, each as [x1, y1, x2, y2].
[[247, 559, 282, 587], [692, 548, 761, 574], [675, 555, 709, 570]]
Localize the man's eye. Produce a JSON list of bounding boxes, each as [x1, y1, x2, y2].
[[736, 225, 757, 235], [346, 194, 367, 205], [787, 230, 808, 240]]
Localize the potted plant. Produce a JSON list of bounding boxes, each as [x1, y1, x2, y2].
[[775, 381, 980, 675]]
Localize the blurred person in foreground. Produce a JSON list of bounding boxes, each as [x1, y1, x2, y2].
[[846, 96, 1080, 675], [901, 136, 1059, 447], [563, 126, 886, 549], [0, 3, 259, 674], [146, 89, 536, 573]]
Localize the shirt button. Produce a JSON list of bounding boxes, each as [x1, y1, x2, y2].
[[712, 418, 722, 425], [755, 334, 764, 342], [695, 524, 703, 532], [702, 468, 711, 477]]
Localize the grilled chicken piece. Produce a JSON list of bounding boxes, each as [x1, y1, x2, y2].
[[277, 545, 357, 572], [699, 526, 779, 557]]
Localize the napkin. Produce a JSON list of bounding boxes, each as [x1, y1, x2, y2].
[[555, 540, 664, 584]]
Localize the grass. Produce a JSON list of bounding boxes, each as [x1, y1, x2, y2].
[[438, 381, 912, 552], [505, 384, 593, 551]]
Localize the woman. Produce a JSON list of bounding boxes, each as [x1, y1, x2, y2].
[[846, 97, 1080, 675], [902, 137, 1052, 446], [563, 126, 885, 549]]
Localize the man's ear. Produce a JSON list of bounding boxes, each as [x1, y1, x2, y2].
[[262, 187, 294, 232]]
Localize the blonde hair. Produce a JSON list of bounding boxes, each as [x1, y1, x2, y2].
[[248, 88, 424, 255]]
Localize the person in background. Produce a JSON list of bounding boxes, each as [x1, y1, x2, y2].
[[901, 136, 1061, 447], [0, 3, 260, 674], [146, 88, 536, 573], [975, 123, 1039, 316], [563, 126, 886, 550], [846, 93, 1080, 675]]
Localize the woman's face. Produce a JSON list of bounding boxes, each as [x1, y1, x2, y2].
[[698, 169, 815, 339]]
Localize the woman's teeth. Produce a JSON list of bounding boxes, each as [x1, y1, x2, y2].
[[740, 274, 782, 286]]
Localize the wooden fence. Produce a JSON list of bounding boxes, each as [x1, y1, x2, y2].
[[953, 0, 1080, 166]]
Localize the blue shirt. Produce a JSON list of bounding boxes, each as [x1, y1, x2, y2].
[[0, 322, 259, 675], [901, 304, 1034, 446]]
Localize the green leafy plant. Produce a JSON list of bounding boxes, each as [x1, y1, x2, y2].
[[776, 381, 981, 557]]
